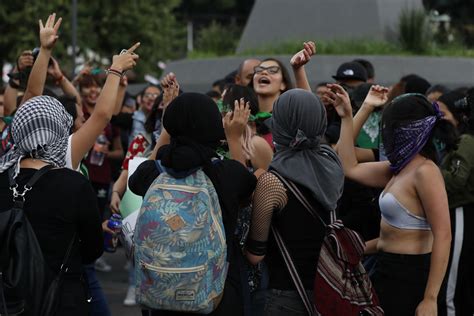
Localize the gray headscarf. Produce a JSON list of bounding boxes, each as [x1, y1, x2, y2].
[[0, 96, 73, 177], [270, 89, 344, 211]]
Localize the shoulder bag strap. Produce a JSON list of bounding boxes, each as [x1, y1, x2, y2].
[[271, 226, 315, 316], [269, 171, 321, 315], [270, 170, 336, 225]]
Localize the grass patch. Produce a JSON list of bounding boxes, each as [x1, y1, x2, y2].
[[188, 39, 474, 59]]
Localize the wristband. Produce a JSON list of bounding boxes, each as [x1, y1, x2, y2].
[[106, 68, 124, 78], [8, 78, 21, 89]]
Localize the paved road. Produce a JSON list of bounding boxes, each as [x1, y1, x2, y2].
[[97, 249, 141, 316]]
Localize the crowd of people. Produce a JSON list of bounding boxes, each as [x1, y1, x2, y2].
[[0, 12, 473, 316]]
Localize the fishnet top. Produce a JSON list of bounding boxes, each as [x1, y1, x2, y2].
[[246, 172, 288, 255], [246, 171, 328, 289]]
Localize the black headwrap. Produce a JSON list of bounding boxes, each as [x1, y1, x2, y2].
[[157, 93, 225, 173]]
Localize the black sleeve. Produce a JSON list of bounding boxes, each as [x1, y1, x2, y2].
[[77, 179, 103, 264], [129, 160, 161, 197], [220, 160, 257, 203], [111, 112, 133, 130]]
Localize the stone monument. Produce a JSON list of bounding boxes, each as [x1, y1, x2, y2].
[[236, 0, 424, 53]]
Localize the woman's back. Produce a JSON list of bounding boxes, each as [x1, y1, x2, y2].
[[263, 175, 328, 290], [0, 167, 103, 277]]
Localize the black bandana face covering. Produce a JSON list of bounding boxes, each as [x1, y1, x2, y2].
[[0, 96, 73, 177], [382, 94, 442, 174]]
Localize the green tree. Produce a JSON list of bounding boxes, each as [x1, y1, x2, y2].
[[0, 0, 185, 78]]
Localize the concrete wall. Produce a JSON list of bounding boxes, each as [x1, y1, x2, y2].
[[164, 55, 474, 93], [236, 0, 423, 53]]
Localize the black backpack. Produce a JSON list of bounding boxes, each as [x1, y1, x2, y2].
[[0, 165, 53, 315]]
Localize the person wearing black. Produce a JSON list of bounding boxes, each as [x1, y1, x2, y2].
[[0, 95, 103, 315], [245, 89, 345, 315], [129, 93, 257, 316]]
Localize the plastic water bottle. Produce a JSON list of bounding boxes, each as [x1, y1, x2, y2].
[[104, 214, 122, 253], [90, 134, 108, 166]]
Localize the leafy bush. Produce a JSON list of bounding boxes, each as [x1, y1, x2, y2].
[[194, 21, 241, 56], [399, 8, 432, 53]]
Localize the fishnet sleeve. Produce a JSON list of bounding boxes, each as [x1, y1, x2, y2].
[[246, 172, 288, 256]]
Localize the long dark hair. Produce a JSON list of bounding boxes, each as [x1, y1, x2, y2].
[[222, 84, 259, 116], [439, 88, 474, 135], [382, 93, 458, 163], [144, 93, 164, 134]]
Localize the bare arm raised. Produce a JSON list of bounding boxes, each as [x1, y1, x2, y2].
[[21, 13, 62, 105], [324, 84, 391, 188], [290, 41, 315, 91], [70, 43, 140, 169]]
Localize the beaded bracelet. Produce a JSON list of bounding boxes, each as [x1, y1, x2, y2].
[[106, 68, 123, 78]]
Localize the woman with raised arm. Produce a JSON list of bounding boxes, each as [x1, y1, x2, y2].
[[325, 84, 453, 316], [20, 12, 139, 171]]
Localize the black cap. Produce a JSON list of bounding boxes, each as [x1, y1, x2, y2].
[[332, 62, 368, 82]]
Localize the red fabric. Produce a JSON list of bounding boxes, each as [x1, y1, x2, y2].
[[261, 132, 274, 151], [314, 222, 384, 315], [83, 105, 120, 184], [121, 134, 149, 170]]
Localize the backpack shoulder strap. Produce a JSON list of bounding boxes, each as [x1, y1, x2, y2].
[[25, 165, 54, 189], [58, 233, 76, 275], [10, 165, 54, 208], [270, 170, 333, 226]]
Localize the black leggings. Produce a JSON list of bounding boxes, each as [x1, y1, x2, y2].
[[371, 251, 431, 316]]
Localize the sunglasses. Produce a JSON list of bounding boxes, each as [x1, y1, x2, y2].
[[254, 65, 281, 75]]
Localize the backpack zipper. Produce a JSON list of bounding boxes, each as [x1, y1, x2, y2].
[[140, 260, 206, 273]]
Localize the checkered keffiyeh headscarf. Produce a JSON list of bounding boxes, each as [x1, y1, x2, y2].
[[0, 96, 73, 177]]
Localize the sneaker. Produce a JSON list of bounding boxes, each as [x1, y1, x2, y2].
[[123, 286, 137, 306], [94, 257, 112, 272]]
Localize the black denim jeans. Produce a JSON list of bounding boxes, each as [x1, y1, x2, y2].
[[263, 289, 313, 316]]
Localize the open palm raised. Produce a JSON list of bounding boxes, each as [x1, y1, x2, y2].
[[39, 13, 62, 50], [363, 85, 389, 109]]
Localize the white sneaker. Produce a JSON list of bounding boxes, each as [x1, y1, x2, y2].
[[94, 257, 112, 272], [123, 286, 137, 306]]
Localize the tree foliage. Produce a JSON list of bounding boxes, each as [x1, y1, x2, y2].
[[0, 0, 185, 77]]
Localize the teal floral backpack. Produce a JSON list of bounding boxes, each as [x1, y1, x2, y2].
[[134, 167, 228, 313]]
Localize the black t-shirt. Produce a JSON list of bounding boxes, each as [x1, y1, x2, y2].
[[129, 159, 257, 315], [0, 168, 103, 280]]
